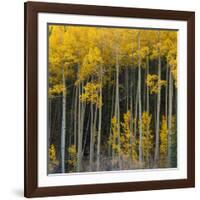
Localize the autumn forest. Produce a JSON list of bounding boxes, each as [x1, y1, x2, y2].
[[48, 25, 177, 174]]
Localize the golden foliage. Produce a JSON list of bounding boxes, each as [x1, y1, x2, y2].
[[120, 111, 132, 155], [80, 47, 103, 81], [80, 82, 102, 108], [48, 84, 66, 97], [146, 74, 166, 94], [48, 25, 177, 97], [108, 116, 120, 153], [160, 116, 168, 155], [48, 144, 59, 172], [108, 111, 137, 160], [49, 144, 56, 161], [48, 25, 178, 169], [67, 145, 77, 172], [120, 111, 137, 160], [139, 112, 153, 161]]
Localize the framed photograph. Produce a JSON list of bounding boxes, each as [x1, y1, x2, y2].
[[24, 1, 195, 197]]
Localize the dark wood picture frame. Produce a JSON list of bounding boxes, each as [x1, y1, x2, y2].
[[24, 1, 195, 198]]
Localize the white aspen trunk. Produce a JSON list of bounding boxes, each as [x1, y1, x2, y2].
[[138, 32, 143, 165], [130, 69, 133, 115], [80, 82, 86, 147], [97, 65, 103, 171], [78, 82, 86, 171], [82, 111, 90, 156], [77, 79, 82, 172], [109, 80, 115, 157], [154, 32, 161, 167], [146, 46, 150, 113], [134, 87, 138, 139], [52, 99, 59, 139], [168, 69, 173, 167], [69, 87, 75, 145], [146, 53, 150, 167], [165, 63, 169, 166], [126, 65, 129, 111], [129, 68, 134, 167], [74, 86, 78, 147], [115, 50, 121, 169], [143, 68, 146, 112], [154, 96, 157, 133], [146, 56, 150, 113], [93, 104, 98, 134], [61, 64, 66, 173], [89, 103, 94, 171], [165, 64, 169, 118]]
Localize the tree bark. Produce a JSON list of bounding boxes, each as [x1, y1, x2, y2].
[[97, 65, 103, 171], [138, 32, 143, 165], [69, 86, 75, 146], [126, 65, 129, 111], [168, 68, 173, 167], [154, 32, 161, 167], [61, 64, 66, 173], [129, 68, 134, 167], [74, 86, 78, 147], [115, 49, 121, 169], [109, 79, 115, 158], [77, 75, 83, 172], [146, 52, 150, 167], [165, 64, 169, 119], [89, 103, 94, 171], [134, 86, 138, 139], [82, 111, 90, 157]]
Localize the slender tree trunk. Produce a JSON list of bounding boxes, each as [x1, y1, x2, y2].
[[82, 111, 90, 157], [78, 82, 86, 170], [143, 68, 146, 112], [77, 81, 81, 172], [109, 77, 115, 163], [129, 67, 134, 167], [130, 68, 134, 115], [109, 79, 115, 157], [134, 87, 138, 139], [97, 65, 103, 171], [61, 64, 66, 173], [115, 49, 121, 169], [69, 86, 75, 146], [165, 63, 169, 166], [168, 68, 173, 167], [80, 82, 86, 147], [154, 32, 161, 167], [154, 95, 157, 134], [74, 86, 78, 147], [165, 64, 169, 118], [146, 55, 150, 113], [146, 53, 150, 167], [93, 103, 98, 132], [126, 65, 129, 111], [89, 103, 94, 171], [77, 74, 83, 172], [138, 32, 143, 165], [52, 99, 58, 139]]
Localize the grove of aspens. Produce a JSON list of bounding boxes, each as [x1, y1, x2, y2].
[[48, 25, 177, 174]]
